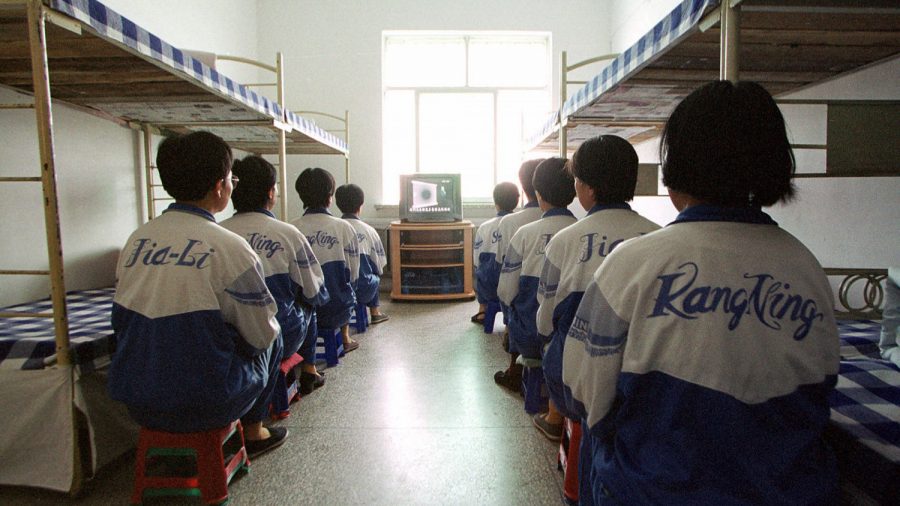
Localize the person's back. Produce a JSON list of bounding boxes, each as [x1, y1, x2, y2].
[[498, 158, 577, 363], [472, 181, 519, 321], [110, 133, 282, 436], [562, 81, 840, 505], [494, 159, 544, 270], [290, 168, 360, 344]]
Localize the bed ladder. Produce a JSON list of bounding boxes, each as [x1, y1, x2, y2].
[[0, 5, 71, 368]]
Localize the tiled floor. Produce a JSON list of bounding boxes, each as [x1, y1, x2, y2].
[[0, 297, 565, 505]]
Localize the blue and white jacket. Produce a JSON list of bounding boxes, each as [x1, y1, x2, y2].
[[221, 209, 329, 356], [109, 204, 281, 432], [562, 205, 840, 505], [494, 201, 542, 271], [290, 208, 359, 329], [538, 204, 659, 419], [473, 211, 511, 304], [342, 214, 386, 307], [498, 208, 576, 359]]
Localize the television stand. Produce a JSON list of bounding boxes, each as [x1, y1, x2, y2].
[[389, 220, 475, 301]]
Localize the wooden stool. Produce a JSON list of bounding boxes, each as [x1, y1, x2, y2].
[[483, 300, 504, 334], [315, 327, 345, 368], [557, 418, 582, 505], [131, 420, 249, 505], [270, 353, 304, 419]]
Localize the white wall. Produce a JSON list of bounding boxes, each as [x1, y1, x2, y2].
[[608, 0, 683, 52], [255, 0, 610, 224], [0, 0, 261, 306]]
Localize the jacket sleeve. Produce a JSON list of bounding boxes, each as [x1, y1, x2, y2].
[[497, 234, 523, 306], [220, 258, 281, 355]]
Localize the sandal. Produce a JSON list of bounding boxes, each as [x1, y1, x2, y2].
[[343, 339, 359, 353], [470, 311, 486, 324]]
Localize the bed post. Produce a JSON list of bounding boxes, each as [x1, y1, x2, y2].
[[142, 124, 155, 221], [719, 1, 740, 81], [27, 0, 71, 367], [559, 51, 568, 158], [276, 52, 289, 220], [344, 109, 350, 184]]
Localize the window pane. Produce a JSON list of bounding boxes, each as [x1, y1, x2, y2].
[[469, 36, 549, 87], [419, 93, 494, 199], [497, 90, 552, 186], [384, 36, 466, 87], [383, 90, 416, 203]]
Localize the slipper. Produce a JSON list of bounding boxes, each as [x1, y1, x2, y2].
[[343, 339, 360, 353], [471, 311, 486, 324], [245, 426, 289, 459], [370, 313, 390, 324]]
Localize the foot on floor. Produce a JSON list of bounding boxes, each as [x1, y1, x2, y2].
[[299, 371, 326, 395], [370, 313, 390, 324], [532, 413, 563, 442], [245, 426, 289, 459], [343, 339, 360, 353], [493, 368, 522, 393]]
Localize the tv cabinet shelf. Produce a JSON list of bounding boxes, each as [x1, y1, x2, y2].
[[390, 220, 475, 301]]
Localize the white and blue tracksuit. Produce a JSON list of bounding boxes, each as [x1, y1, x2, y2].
[[221, 209, 329, 362], [342, 214, 386, 308], [495, 202, 542, 326], [473, 211, 511, 304], [563, 205, 840, 505], [498, 208, 576, 359], [290, 208, 359, 330], [109, 203, 281, 433]]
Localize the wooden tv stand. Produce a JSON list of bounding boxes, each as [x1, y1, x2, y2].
[[389, 220, 475, 301]]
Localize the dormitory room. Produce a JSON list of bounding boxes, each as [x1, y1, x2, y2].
[[0, 0, 897, 504]]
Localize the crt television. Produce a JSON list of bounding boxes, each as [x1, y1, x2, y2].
[[399, 173, 463, 222]]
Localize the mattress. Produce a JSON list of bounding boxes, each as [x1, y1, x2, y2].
[[829, 319, 899, 505], [0, 287, 115, 371]]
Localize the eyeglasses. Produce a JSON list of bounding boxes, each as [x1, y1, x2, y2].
[[228, 175, 239, 188]]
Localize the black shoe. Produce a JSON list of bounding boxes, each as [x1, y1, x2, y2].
[[299, 371, 326, 395], [245, 426, 288, 459], [493, 369, 522, 393]]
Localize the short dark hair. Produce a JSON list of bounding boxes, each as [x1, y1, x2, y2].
[[492, 182, 520, 212], [661, 80, 795, 207], [571, 135, 639, 204], [295, 168, 335, 209], [519, 158, 543, 201], [156, 131, 232, 201], [335, 184, 365, 214], [533, 157, 576, 208], [230, 155, 276, 212]]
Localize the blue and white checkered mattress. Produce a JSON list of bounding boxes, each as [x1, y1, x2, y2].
[[829, 319, 899, 502], [0, 287, 115, 372]]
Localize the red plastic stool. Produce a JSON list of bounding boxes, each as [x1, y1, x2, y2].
[[557, 418, 582, 505], [271, 353, 304, 419], [131, 420, 250, 505]]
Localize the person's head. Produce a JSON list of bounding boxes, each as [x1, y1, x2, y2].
[[660, 80, 795, 208], [518, 158, 543, 202], [532, 157, 576, 209], [156, 131, 233, 209], [571, 135, 638, 211], [335, 183, 365, 215], [492, 182, 520, 213], [230, 155, 277, 212], [295, 167, 335, 209]]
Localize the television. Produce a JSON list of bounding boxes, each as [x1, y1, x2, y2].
[[399, 173, 463, 222]]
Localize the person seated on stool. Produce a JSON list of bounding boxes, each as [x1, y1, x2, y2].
[[471, 181, 520, 325], [335, 183, 389, 325], [537, 135, 660, 497], [498, 158, 576, 410], [493, 158, 544, 390], [108, 131, 287, 458], [290, 168, 361, 353], [221, 155, 330, 395], [563, 81, 841, 505]]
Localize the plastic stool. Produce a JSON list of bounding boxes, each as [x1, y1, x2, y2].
[[315, 327, 345, 368], [557, 418, 582, 505], [352, 302, 368, 334], [521, 366, 549, 414], [131, 420, 249, 505], [271, 353, 304, 419], [483, 301, 504, 334]]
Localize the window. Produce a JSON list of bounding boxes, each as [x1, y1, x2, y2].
[[383, 31, 551, 203]]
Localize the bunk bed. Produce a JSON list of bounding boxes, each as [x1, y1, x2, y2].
[[527, 0, 900, 174], [0, 0, 349, 494], [527, 1, 899, 502]]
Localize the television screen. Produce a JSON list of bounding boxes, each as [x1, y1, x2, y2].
[[399, 173, 462, 222]]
